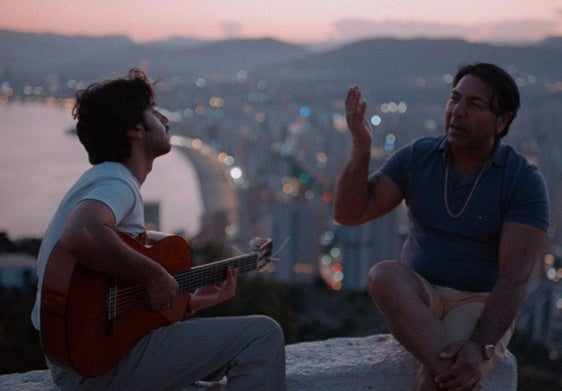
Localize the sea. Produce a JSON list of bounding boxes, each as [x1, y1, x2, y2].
[[0, 102, 202, 239]]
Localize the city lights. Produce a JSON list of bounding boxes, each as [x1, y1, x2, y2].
[[229, 166, 242, 180], [2, 27, 562, 385], [209, 97, 224, 108], [299, 106, 310, 117], [370, 115, 382, 126]]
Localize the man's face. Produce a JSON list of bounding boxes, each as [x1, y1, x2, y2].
[[445, 74, 505, 152], [141, 103, 171, 157]]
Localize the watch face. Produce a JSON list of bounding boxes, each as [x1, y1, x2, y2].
[[483, 344, 494, 360]]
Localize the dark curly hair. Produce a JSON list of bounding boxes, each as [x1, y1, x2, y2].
[[72, 69, 155, 164], [453, 63, 520, 138]]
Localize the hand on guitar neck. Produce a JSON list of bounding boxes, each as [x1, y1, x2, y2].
[[140, 231, 239, 313], [189, 266, 238, 313]]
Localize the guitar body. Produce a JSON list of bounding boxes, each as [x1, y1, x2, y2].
[[40, 234, 191, 378]]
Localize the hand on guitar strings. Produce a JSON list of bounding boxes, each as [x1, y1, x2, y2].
[[145, 264, 180, 311], [189, 266, 239, 313]]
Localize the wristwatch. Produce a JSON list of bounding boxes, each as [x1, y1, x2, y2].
[[471, 340, 494, 360], [482, 344, 495, 360]]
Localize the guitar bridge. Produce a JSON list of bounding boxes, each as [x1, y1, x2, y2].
[[106, 284, 116, 335]]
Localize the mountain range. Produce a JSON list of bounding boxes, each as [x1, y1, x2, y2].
[[1, 29, 561, 93]]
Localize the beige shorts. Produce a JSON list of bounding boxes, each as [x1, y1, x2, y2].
[[414, 272, 514, 367]]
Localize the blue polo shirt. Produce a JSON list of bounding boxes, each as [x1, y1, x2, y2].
[[380, 136, 549, 292]]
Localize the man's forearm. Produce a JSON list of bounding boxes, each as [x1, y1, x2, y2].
[[333, 148, 372, 225], [469, 276, 527, 347]]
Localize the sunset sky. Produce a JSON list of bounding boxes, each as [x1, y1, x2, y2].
[[1, 0, 562, 44]]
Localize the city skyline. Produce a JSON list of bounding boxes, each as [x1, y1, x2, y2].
[[1, 0, 562, 45]]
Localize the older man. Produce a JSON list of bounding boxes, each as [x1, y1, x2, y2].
[[334, 63, 549, 390]]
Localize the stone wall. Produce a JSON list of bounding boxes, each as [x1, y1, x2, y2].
[[0, 334, 517, 390], [286, 334, 516, 390]]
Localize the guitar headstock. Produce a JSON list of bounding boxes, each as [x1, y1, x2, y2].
[[250, 237, 273, 269]]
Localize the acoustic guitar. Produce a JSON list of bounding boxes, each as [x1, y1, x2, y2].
[[40, 232, 272, 377]]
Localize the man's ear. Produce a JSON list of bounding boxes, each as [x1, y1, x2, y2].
[[127, 124, 144, 140], [495, 112, 513, 137]]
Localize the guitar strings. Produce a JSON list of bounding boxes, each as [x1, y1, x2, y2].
[[271, 236, 290, 259], [176, 255, 259, 292], [111, 256, 258, 315], [110, 243, 273, 314], [112, 254, 258, 299], [109, 253, 266, 316]]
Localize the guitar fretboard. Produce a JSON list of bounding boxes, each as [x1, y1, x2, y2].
[[107, 243, 270, 321], [175, 254, 259, 293]]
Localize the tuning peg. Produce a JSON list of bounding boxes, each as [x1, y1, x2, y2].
[[250, 237, 265, 249]]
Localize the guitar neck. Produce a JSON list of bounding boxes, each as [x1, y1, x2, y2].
[[174, 253, 258, 293]]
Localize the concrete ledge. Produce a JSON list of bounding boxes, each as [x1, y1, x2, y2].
[[286, 334, 517, 390], [0, 334, 517, 390], [0, 369, 57, 391]]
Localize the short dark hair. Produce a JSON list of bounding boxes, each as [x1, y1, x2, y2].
[[73, 69, 155, 164], [453, 63, 520, 138]]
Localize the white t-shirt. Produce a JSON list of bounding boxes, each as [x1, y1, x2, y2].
[[31, 162, 145, 330]]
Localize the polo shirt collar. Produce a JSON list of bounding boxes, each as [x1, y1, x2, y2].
[[438, 136, 508, 167]]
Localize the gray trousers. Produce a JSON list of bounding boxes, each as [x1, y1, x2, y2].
[[49, 315, 286, 390]]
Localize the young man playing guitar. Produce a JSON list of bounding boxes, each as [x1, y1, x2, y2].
[[30, 69, 286, 390]]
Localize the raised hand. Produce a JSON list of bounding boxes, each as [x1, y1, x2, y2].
[[345, 86, 373, 147]]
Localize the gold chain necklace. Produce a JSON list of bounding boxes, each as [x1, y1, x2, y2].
[[443, 153, 489, 218]]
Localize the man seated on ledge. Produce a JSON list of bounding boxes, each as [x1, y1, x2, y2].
[[31, 69, 286, 390], [334, 63, 549, 390]]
